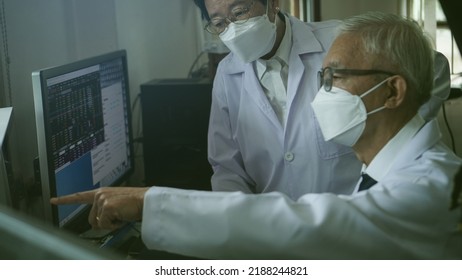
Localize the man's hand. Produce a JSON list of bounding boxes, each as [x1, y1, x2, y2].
[[50, 187, 150, 230]]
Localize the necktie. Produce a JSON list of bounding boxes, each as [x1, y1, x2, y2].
[[358, 173, 377, 192], [260, 58, 287, 125]]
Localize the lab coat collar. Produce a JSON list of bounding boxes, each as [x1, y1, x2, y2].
[[289, 15, 324, 56], [366, 114, 426, 182], [380, 119, 446, 179], [355, 118, 445, 193]]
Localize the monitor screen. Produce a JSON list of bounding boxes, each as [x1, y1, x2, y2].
[[32, 50, 134, 231]]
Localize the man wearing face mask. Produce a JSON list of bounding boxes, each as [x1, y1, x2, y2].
[[192, 0, 451, 199], [52, 12, 461, 259]]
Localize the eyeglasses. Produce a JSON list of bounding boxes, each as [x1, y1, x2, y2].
[[318, 67, 396, 92], [204, 0, 256, 35]]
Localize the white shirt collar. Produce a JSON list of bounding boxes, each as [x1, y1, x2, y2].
[[256, 14, 292, 79], [364, 114, 426, 181]]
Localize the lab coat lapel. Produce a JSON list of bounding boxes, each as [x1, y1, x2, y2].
[[224, 55, 283, 130], [286, 16, 324, 108], [243, 64, 283, 130]]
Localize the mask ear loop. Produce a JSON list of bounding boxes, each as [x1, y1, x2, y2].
[[360, 77, 392, 116], [359, 77, 391, 99], [366, 104, 386, 115]]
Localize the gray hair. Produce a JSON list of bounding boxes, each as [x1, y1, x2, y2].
[[338, 11, 434, 106]]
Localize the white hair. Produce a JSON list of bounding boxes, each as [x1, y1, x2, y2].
[[338, 11, 434, 105]]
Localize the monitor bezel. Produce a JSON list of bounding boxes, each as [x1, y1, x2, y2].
[[32, 50, 134, 229]]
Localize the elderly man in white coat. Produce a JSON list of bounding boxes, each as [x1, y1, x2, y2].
[[51, 12, 462, 259]]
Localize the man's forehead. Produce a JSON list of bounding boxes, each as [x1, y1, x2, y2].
[[323, 34, 365, 68], [323, 60, 343, 68]]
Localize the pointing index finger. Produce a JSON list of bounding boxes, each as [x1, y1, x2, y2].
[[50, 190, 96, 205]]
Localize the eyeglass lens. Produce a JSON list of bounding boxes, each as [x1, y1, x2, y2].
[[205, 0, 256, 34], [318, 68, 333, 92]]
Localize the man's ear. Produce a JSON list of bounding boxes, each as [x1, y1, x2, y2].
[[384, 75, 407, 109]]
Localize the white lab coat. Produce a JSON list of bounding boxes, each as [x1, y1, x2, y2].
[[208, 16, 362, 199], [142, 119, 462, 259], [207, 15, 451, 199]]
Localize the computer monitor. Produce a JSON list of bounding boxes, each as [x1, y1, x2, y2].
[[32, 50, 134, 232], [0, 107, 13, 207]]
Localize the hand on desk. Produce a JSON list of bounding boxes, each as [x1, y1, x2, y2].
[[50, 187, 149, 230]]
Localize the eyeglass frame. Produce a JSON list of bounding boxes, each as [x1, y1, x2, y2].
[[204, 0, 258, 35], [318, 67, 397, 92]]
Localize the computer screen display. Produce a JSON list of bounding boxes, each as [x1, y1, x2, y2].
[[32, 50, 134, 231]]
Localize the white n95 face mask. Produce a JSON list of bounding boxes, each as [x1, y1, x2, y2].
[[219, 14, 276, 63], [311, 78, 389, 147]]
